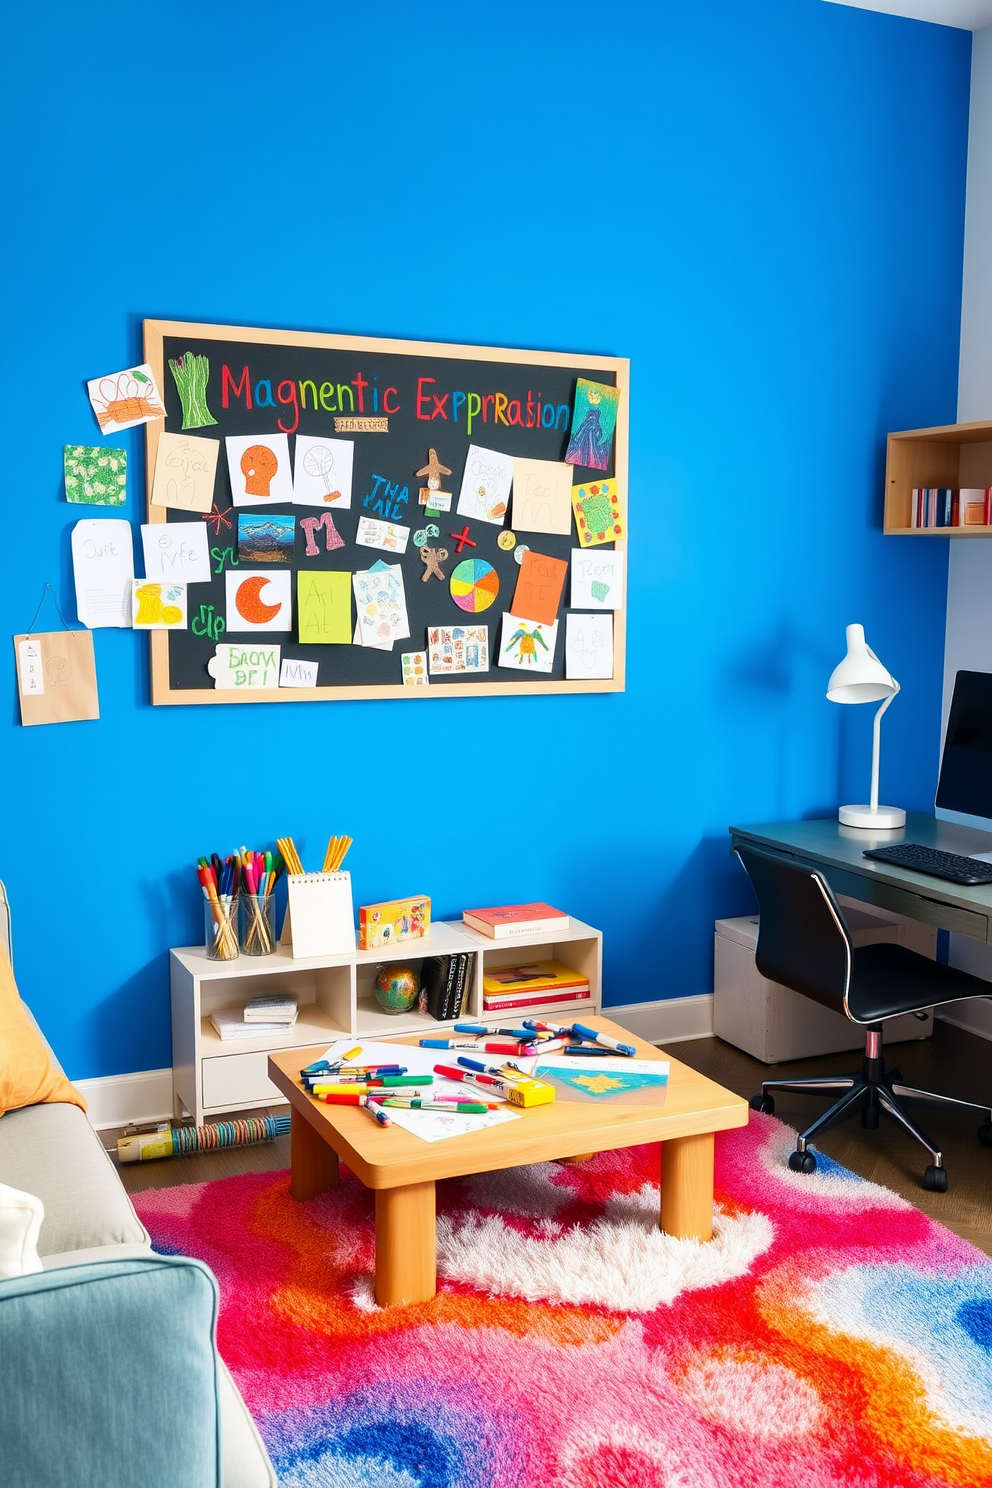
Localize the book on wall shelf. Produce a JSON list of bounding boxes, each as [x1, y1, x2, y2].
[[462, 903, 570, 939], [910, 487, 992, 529]]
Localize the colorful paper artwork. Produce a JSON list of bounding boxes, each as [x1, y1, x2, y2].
[[356, 515, 410, 554], [571, 477, 624, 547], [141, 522, 211, 584], [13, 630, 100, 727], [87, 364, 165, 434], [151, 433, 219, 513], [456, 446, 514, 526], [401, 651, 429, 686], [293, 435, 354, 508], [571, 549, 624, 610], [427, 624, 489, 674], [71, 518, 134, 629], [237, 513, 295, 565], [225, 570, 292, 633], [417, 449, 452, 510], [420, 546, 448, 582], [511, 458, 573, 536], [132, 580, 188, 630], [280, 656, 319, 688], [498, 613, 558, 672], [353, 561, 409, 650], [64, 446, 126, 506], [450, 558, 500, 613], [224, 433, 293, 506], [511, 550, 567, 626], [167, 352, 218, 430], [297, 571, 351, 644], [565, 612, 614, 680], [207, 643, 281, 690], [300, 512, 344, 555], [565, 379, 620, 471]]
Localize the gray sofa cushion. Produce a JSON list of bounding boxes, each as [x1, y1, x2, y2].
[[0, 1103, 148, 1255]]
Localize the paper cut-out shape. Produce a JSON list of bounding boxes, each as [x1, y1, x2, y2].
[[565, 379, 620, 471], [297, 571, 351, 644], [417, 448, 453, 510], [353, 562, 409, 649], [420, 546, 448, 582], [570, 549, 624, 610], [457, 445, 514, 525], [167, 352, 218, 429], [237, 513, 295, 564], [141, 522, 211, 584], [64, 446, 126, 505], [132, 580, 187, 629], [293, 435, 354, 508], [498, 612, 558, 673], [151, 432, 219, 512], [87, 364, 165, 434], [225, 570, 292, 632], [511, 457, 573, 536], [207, 643, 280, 690], [450, 558, 499, 613], [280, 656, 319, 688], [71, 518, 134, 628], [224, 433, 293, 506], [511, 550, 567, 627], [571, 478, 624, 547], [449, 525, 476, 553], [427, 624, 489, 674], [356, 515, 410, 554], [299, 511, 344, 556], [565, 612, 614, 680], [402, 651, 429, 686], [13, 630, 100, 726]]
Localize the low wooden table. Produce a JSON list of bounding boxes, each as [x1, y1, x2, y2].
[[268, 1015, 748, 1306]]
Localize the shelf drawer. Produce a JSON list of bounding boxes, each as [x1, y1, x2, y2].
[[201, 1051, 283, 1108]]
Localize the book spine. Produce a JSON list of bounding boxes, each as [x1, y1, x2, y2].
[[450, 953, 474, 1020], [482, 988, 592, 1012], [466, 917, 570, 940], [987, 487, 992, 526], [437, 955, 460, 1022], [425, 956, 451, 1020], [447, 954, 466, 1021], [910, 488, 919, 529]]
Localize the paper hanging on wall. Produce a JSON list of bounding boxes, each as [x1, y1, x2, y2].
[[353, 561, 409, 649], [511, 550, 568, 626], [570, 549, 624, 610], [511, 457, 573, 536], [297, 571, 351, 644], [71, 519, 134, 628], [132, 580, 187, 630], [571, 477, 624, 547], [292, 435, 354, 508], [207, 643, 281, 690], [564, 379, 620, 471], [401, 651, 429, 686], [498, 612, 557, 673], [224, 433, 293, 507], [456, 446, 514, 526], [150, 432, 219, 513], [13, 631, 100, 726], [141, 522, 211, 584], [225, 570, 292, 632], [63, 446, 126, 506], [238, 513, 295, 564], [427, 624, 489, 674], [565, 612, 613, 680], [280, 656, 319, 688], [356, 515, 410, 554], [87, 364, 165, 434]]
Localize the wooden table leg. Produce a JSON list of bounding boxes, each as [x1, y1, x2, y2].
[[290, 1107, 339, 1201], [374, 1181, 436, 1306], [660, 1132, 714, 1241]]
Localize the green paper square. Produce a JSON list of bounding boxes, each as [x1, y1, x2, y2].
[[64, 445, 127, 505]]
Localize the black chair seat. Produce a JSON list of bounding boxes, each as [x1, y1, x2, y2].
[[850, 943, 992, 1024]]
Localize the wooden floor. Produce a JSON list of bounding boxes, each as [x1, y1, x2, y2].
[[109, 1021, 992, 1257]]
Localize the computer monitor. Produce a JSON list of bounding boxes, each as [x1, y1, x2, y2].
[[935, 670, 992, 832]]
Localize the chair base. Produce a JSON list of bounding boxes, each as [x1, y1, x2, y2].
[[750, 1027, 992, 1191]]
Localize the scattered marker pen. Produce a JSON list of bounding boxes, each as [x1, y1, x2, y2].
[[572, 1023, 637, 1057], [420, 1039, 521, 1053], [381, 1099, 490, 1114]]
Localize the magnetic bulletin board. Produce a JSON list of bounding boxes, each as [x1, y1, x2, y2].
[[143, 320, 627, 704]]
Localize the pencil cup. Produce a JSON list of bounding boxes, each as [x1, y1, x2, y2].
[[205, 897, 239, 961], [240, 894, 276, 956]]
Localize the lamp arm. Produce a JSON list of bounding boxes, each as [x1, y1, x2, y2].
[[870, 680, 899, 813]]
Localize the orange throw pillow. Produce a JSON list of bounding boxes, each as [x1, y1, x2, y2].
[[0, 945, 86, 1117]]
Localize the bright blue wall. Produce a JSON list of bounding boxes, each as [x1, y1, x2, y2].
[[0, 0, 968, 1079]]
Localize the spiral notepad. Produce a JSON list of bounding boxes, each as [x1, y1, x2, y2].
[[280, 872, 355, 958]]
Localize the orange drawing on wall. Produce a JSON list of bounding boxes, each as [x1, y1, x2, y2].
[[87, 364, 166, 434], [241, 444, 279, 497]]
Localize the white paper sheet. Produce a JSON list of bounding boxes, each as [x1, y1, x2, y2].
[[570, 549, 624, 610], [141, 522, 211, 584], [457, 445, 514, 525], [293, 435, 354, 507], [280, 657, 319, 688], [132, 580, 187, 629], [71, 518, 134, 628], [150, 432, 219, 512], [225, 570, 292, 632], [225, 433, 293, 506], [353, 561, 409, 648], [207, 643, 281, 689], [498, 612, 557, 673], [565, 613, 613, 679], [356, 516, 410, 554]]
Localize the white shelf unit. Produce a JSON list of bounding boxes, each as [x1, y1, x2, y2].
[[170, 916, 602, 1124]]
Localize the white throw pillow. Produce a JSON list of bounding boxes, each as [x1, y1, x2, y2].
[[0, 1181, 44, 1278]]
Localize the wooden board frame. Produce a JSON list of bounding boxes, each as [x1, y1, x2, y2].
[[144, 319, 628, 705]]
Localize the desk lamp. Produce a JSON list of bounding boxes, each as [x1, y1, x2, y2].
[[827, 623, 906, 829]]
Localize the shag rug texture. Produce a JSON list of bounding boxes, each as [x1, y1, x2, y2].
[[136, 1113, 992, 1488]]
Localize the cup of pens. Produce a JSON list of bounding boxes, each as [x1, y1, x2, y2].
[[203, 893, 239, 960], [240, 894, 276, 956]]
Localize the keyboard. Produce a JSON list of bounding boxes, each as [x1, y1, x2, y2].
[[862, 843, 992, 885]]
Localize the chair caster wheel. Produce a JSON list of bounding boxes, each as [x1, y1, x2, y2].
[[749, 1094, 775, 1114], [788, 1150, 816, 1174], [924, 1165, 948, 1193], [978, 1123, 992, 1148]]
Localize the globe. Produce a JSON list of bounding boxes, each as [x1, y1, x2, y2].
[[373, 963, 420, 1015]]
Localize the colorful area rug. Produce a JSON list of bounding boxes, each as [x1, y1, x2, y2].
[[136, 1113, 992, 1487]]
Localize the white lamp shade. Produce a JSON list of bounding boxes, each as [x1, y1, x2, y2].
[[826, 624, 897, 704]]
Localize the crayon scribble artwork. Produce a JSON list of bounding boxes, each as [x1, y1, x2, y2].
[[88, 364, 166, 434], [565, 379, 620, 472], [64, 445, 126, 505], [238, 513, 295, 564], [168, 351, 218, 429]]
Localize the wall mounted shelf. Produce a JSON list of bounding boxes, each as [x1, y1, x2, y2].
[[885, 419, 992, 535]]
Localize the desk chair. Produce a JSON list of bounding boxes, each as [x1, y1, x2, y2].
[[735, 843, 992, 1191]]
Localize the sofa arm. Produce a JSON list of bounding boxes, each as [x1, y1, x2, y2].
[[0, 1254, 222, 1488]]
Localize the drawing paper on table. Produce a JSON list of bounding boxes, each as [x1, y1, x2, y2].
[[532, 1056, 669, 1106], [565, 613, 613, 679], [383, 1105, 520, 1143], [565, 379, 620, 471], [511, 550, 568, 626], [293, 435, 354, 508], [141, 522, 211, 584], [570, 549, 624, 610], [87, 364, 165, 434], [511, 458, 573, 536], [13, 630, 100, 726], [71, 519, 134, 628], [207, 643, 281, 690], [498, 613, 557, 673], [280, 657, 319, 688], [225, 570, 292, 632], [457, 446, 514, 525], [64, 446, 126, 505], [356, 516, 410, 554], [151, 433, 219, 512], [427, 624, 489, 674], [132, 580, 188, 629], [225, 433, 293, 506], [298, 571, 351, 644]]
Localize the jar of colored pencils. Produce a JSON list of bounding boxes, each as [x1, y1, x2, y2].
[[205, 896, 239, 961], [239, 894, 276, 956]]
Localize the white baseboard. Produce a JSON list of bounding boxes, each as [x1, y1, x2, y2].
[[937, 1003, 992, 1043], [938, 935, 992, 1044], [74, 1068, 174, 1131], [604, 994, 714, 1045]]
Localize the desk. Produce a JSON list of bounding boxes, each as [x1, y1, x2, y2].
[[729, 814, 992, 945]]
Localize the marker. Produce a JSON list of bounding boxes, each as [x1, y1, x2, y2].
[[381, 1099, 490, 1114], [520, 1038, 570, 1057], [572, 1024, 637, 1057], [301, 1059, 341, 1076], [311, 1076, 429, 1090], [457, 1055, 512, 1076], [364, 1101, 391, 1126], [454, 1023, 533, 1039], [316, 1091, 404, 1112], [561, 1046, 614, 1057], [420, 1039, 521, 1053], [523, 1020, 575, 1036]]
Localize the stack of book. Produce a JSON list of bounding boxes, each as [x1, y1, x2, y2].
[[482, 959, 591, 1014], [462, 902, 569, 940], [911, 487, 992, 528], [420, 953, 475, 1022], [209, 992, 299, 1041]]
